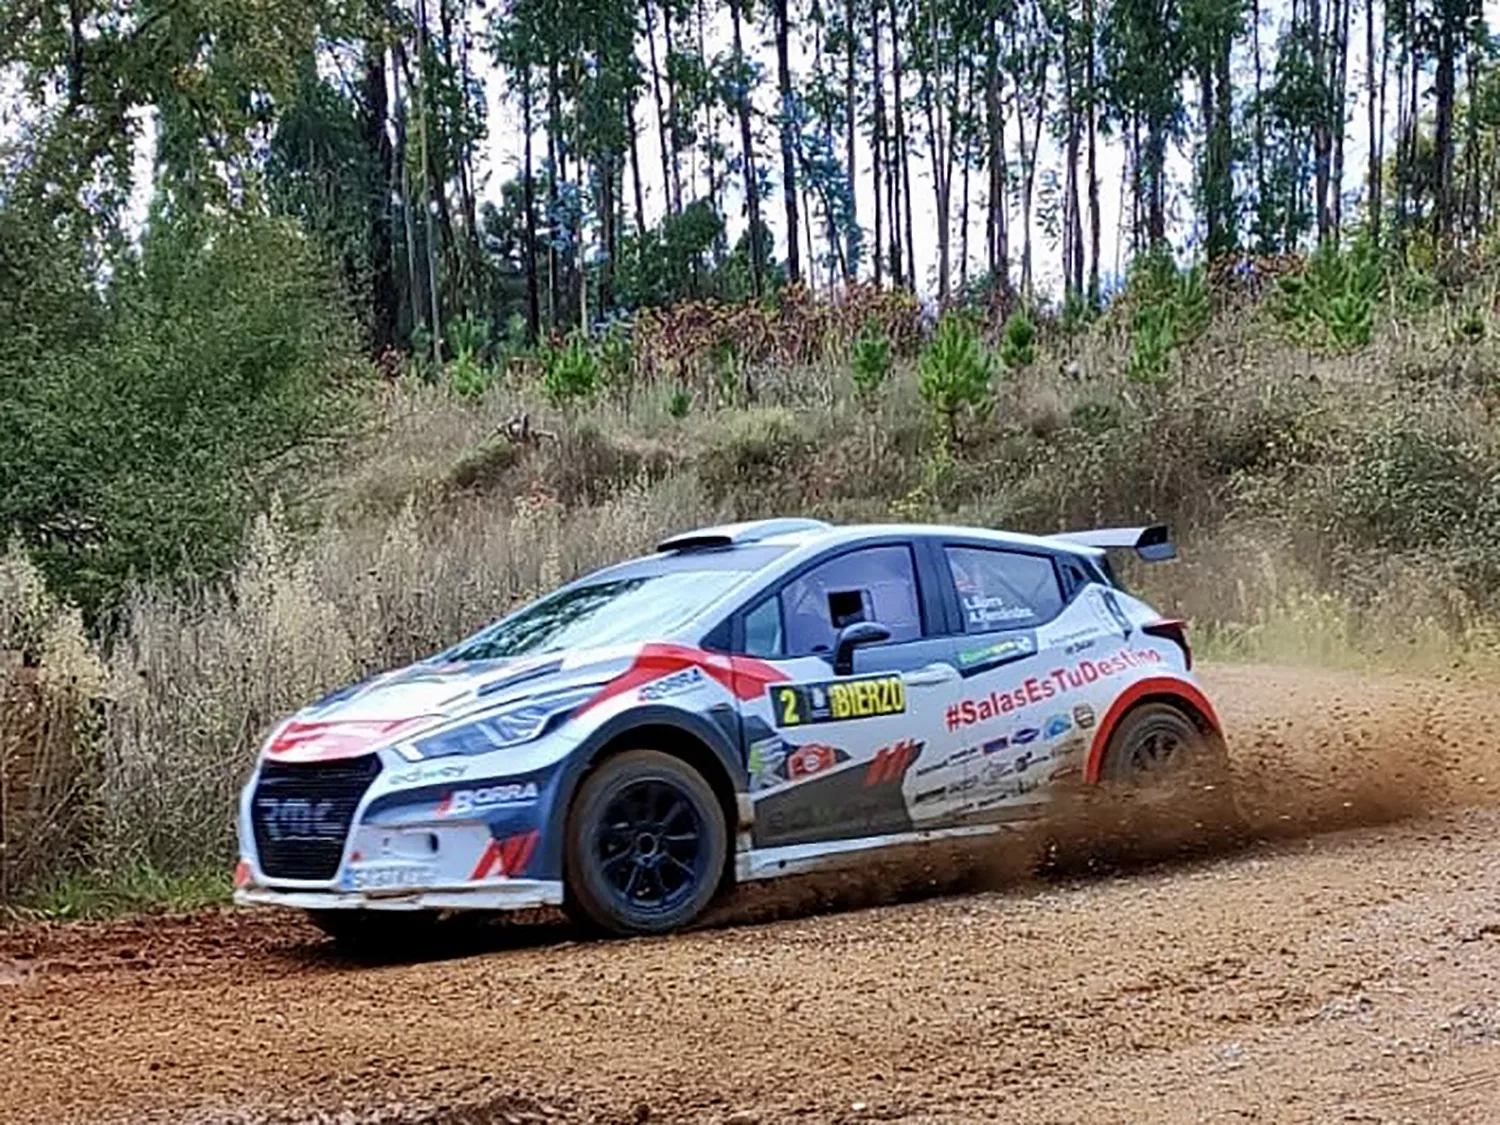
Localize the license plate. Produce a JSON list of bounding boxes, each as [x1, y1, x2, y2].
[[343, 863, 435, 892]]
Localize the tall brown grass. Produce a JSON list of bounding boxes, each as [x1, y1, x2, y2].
[[5, 293, 1500, 898]]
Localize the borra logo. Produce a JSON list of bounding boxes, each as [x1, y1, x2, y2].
[[437, 781, 540, 817], [639, 666, 707, 702]]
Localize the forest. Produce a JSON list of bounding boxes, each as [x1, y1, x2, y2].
[[3, 0, 1500, 906]]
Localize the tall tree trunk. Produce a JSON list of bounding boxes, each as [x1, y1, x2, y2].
[[775, 0, 802, 284], [409, 5, 443, 369], [1062, 14, 1083, 297], [844, 0, 859, 279], [362, 26, 397, 351], [1084, 0, 1100, 305], [1433, 11, 1457, 236], [730, 0, 765, 294], [1311, 0, 1333, 242], [1374, 0, 1380, 240], [872, 0, 889, 286], [921, 4, 952, 303], [985, 32, 1009, 298], [392, 51, 422, 340], [1252, 0, 1267, 246], [644, 0, 678, 215], [546, 58, 562, 329], [521, 69, 541, 345], [629, 98, 647, 237], [891, 0, 915, 289]]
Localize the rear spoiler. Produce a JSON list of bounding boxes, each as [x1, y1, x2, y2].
[[1047, 524, 1177, 562]]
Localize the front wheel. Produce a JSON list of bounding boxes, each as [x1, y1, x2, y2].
[[564, 749, 727, 935]]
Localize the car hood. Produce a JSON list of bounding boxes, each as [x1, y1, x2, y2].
[[261, 649, 635, 763]]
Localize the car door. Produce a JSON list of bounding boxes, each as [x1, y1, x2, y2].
[[929, 542, 1079, 824], [734, 542, 962, 849]]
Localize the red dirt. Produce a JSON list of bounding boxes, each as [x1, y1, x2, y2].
[[4, 664, 1500, 1125]]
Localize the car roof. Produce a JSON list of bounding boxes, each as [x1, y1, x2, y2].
[[656, 518, 1102, 561]]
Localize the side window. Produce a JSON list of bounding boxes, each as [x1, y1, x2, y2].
[[742, 596, 783, 658], [779, 545, 923, 656], [945, 546, 1063, 631]]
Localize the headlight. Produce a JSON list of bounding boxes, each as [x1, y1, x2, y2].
[[410, 686, 600, 758]]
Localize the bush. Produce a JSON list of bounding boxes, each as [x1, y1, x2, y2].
[[1274, 237, 1383, 352], [849, 325, 893, 404], [0, 211, 359, 619], [1126, 248, 1210, 383], [918, 314, 995, 446], [1000, 309, 1038, 371], [540, 333, 601, 406]]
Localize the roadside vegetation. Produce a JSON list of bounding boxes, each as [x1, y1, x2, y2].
[[6, 0, 1500, 916]]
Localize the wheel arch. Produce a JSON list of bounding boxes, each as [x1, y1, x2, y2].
[[548, 706, 746, 888], [1084, 677, 1223, 785]]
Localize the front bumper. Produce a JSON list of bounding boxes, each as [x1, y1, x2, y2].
[[234, 878, 564, 913]]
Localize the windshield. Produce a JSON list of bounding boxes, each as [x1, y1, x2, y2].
[[438, 567, 755, 661]]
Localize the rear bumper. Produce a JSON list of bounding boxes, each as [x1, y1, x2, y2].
[[234, 879, 564, 913]]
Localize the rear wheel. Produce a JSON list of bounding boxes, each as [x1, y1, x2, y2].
[[564, 749, 727, 935], [1099, 701, 1239, 832]]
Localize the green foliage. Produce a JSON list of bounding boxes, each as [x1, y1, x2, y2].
[[597, 322, 636, 397], [1331, 419, 1485, 553], [1274, 238, 1383, 351], [540, 333, 601, 406], [849, 325, 894, 404], [668, 388, 693, 419], [1456, 305, 1488, 345], [22, 862, 229, 922], [1126, 248, 1211, 383], [918, 315, 995, 445], [446, 313, 493, 397], [0, 209, 356, 616], [1000, 309, 1038, 371], [1070, 399, 1122, 436]]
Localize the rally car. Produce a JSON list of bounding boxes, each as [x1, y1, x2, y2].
[[234, 518, 1228, 940]]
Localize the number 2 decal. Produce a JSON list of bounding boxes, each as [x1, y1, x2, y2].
[[778, 687, 801, 726]]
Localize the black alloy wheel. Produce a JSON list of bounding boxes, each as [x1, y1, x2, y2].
[[565, 749, 727, 935]]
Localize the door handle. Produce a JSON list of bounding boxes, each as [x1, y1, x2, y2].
[[905, 662, 959, 687]]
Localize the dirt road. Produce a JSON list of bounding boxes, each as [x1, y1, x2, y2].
[[4, 665, 1500, 1125]]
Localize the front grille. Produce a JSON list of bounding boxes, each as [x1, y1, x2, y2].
[[251, 755, 382, 881]]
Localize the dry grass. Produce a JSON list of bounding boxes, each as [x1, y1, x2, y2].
[[5, 294, 1500, 898]]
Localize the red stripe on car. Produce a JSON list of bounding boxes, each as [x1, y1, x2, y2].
[[264, 717, 434, 763], [469, 829, 541, 881], [1084, 677, 1223, 784], [580, 643, 789, 714]]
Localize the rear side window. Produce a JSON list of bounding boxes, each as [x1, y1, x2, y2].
[[775, 545, 923, 656], [945, 546, 1063, 631]]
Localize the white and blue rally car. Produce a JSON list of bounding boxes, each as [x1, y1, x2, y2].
[[234, 519, 1227, 939]]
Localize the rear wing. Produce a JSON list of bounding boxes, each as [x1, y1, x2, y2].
[[1047, 524, 1177, 562]]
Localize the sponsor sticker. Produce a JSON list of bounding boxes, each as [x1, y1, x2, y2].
[[436, 781, 540, 816], [748, 736, 789, 791], [770, 674, 906, 728], [1043, 713, 1073, 740], [957, 633, 1038, 669], [1073, 703, 1097, 729], [639, 666, 708, 702], [1014, 727, 1040, 745], [943, 649, 1163, 731], [913, 785, 947, 805], [390, 762, 469, 787], [785, 742, 848, 779]]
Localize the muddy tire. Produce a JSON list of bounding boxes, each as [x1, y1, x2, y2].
[[1099, 701, 1241, 835], [564, 749, 727, 936]]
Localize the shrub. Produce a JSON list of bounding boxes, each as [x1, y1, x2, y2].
[[540, 333, 600, 406], [1274, 237, 1383, 352], [446, 313, 492, 398], [1126, 248, 1210, 383], [849, 324, 893, 405], [918, 314, 995, 446], [999, 309, 1038, 371]]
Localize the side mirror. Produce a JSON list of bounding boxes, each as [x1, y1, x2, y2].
[[832, 621, 891, 675]]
